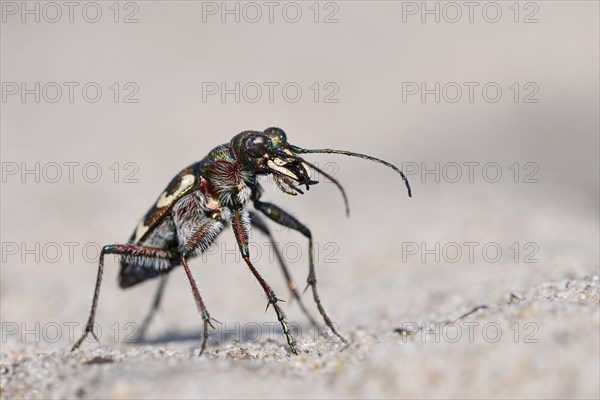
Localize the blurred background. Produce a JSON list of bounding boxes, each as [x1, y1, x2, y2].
[[1, 1, 598, 398]]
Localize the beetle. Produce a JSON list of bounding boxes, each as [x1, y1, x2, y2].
[[71, 127, 411, 355]]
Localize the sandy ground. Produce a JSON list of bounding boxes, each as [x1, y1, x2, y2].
[[1, 274, 599, 399], [1, 1, 599, 399]]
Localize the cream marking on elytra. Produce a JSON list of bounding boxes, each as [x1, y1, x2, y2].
[[156, 174, 196, 208], [132, 174, 196, 242], [134, 220, 149, 242]]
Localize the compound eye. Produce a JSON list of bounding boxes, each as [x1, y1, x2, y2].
[[277, 130, 287, 143], [245, 135, 270, 158], [265, 127, 287, 143]]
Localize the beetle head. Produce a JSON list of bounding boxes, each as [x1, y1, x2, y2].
[[231, 127, 411, 216], [231, 128, 316, 195]]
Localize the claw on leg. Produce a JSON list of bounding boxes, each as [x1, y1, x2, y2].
[[233, 208, 299, 354], [181, 255, 214, 356], [71, 322, 99, 352], [248, 211, 318, 327], [70, 244, 176, 352]]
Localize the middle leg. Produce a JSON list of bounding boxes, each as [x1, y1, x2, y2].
[[174, 213, 225, 355]]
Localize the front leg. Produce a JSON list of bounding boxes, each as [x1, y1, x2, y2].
[[230, 208, 298, 354], [248, 211, 318, 327], [253, 199, 347, 344]]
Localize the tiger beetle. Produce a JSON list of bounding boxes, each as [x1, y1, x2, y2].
[[71, 127, 412, 355]]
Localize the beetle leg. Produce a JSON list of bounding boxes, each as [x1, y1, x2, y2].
[[180, 253, 215, 355], [253, 200, 348, 344], [176, 217, 227, 355], [248, 211, 318, 327], [231, 208, 298, 354], [135, 275, 169, 342], [71, 245, 177, 352]]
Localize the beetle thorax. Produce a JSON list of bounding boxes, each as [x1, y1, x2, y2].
[[220, 179, 253, 207], [204, 159, 254, 207]]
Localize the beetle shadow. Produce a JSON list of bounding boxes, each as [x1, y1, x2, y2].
[[133, 322, 319, 347], [135, 330, 204, 345]]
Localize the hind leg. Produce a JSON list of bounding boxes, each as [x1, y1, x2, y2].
[[71, 245, 176, 351]]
